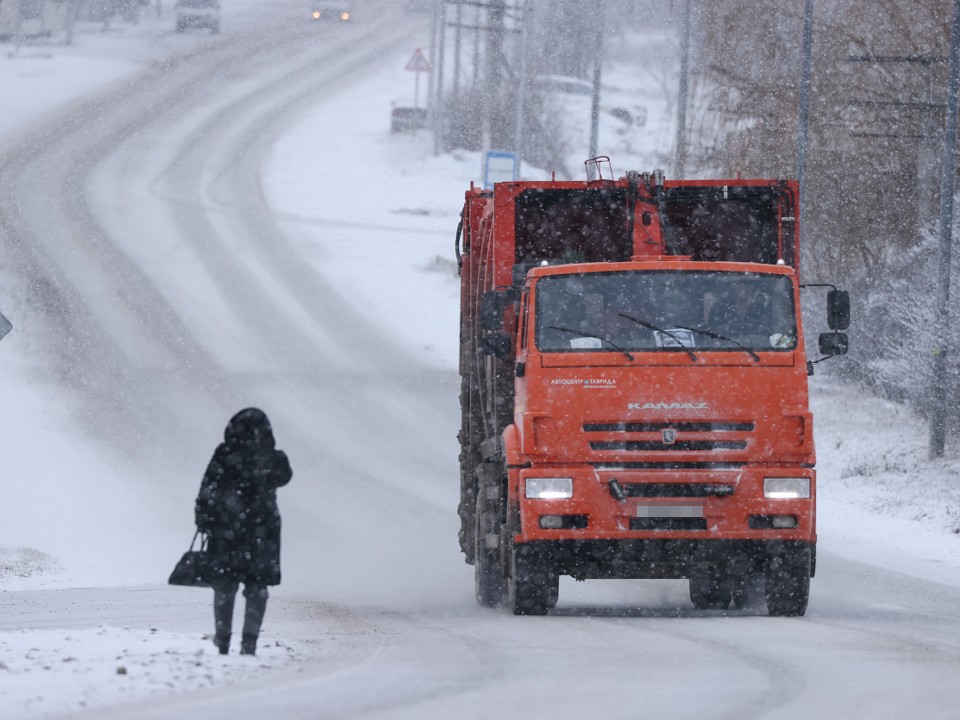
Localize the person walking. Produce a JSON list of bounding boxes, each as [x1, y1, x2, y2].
[[195, 407, 292, 656]]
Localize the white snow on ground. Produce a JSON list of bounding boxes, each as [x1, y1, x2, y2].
[[814, 379, 960, 586], [0, 625, 304, 718], [1, 6, 959, 718]]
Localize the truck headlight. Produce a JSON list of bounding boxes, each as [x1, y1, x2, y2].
[[763, 477, 810, 499], [525, 477, 573, 499]]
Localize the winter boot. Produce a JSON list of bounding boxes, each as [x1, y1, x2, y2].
[[240, 633, 257, 656], [213, 633, 231, 655], [238, 585, 267, 656], [213, 583, 238, 655]]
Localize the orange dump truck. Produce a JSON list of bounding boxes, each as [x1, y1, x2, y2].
[[456, 164, 849, 615]]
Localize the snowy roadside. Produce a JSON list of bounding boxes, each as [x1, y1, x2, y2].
[[0, 15, 191, 587], [0, 625, 305, 719], [813, 377, 960, 586], [0, 9, 319, 718]]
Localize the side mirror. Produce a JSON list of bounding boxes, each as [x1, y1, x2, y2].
[[827, 289, 850, 330], [819, 332, 848, 357]]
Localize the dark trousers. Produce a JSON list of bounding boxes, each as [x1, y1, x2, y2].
[[212, 581, 268, 641]]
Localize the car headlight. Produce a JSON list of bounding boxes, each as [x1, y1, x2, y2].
[[763, 477, 810, 499], [525, 477, 573, 499]]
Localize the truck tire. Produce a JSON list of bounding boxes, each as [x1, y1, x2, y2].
[[731, 573, 762, 610], [508, 545, 558, 616], [457, 375, 484, 562], [764, 545, 811, 617], [474, 493, 507, 607], [689, 572, 732, 610]]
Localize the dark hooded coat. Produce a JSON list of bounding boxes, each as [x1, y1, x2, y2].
[[195, 408, 292, 586]]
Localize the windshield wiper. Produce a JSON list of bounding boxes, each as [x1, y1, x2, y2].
[[674, 324, 761, 362], [616, 313, 697, 361], [618, 312, 759, 362], [548, 325, 634, 361]]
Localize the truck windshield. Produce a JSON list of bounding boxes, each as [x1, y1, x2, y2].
[[535, 270, 797, 353]]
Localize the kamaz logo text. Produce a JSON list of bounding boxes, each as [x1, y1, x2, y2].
[[628, 402, 710, 410]]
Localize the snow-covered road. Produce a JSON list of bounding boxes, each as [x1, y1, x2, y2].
[[5, 564, 960, 720], [2, 1, 960, 718]]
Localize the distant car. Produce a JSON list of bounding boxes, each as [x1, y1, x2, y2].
[[311, 1, 353, 22], [175, 0, 220, 34]]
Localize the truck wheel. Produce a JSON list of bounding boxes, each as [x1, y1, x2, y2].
[[508, 545, 558, 616], [764, 545, 811, 617], [457, 375, 484, 562], [689, 572, 732, 610], [474, 494, 507, 607], [731, 573, 761, 610]]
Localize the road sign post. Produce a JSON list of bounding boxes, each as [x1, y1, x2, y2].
[[405, 48, 432, 109]]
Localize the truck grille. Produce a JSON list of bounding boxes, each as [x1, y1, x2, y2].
[[592, 462, 744, 469], [585, 422, 754, 432], [591, 440, 746, 451], [630, 518, 708, 531], [618, 482, 735, 498], [584, 421, 754, 453]]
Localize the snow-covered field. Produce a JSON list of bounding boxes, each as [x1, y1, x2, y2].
[[1, 4, 960, 718]]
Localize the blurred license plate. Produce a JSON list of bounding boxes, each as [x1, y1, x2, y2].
[[635, 504, 704, 518]]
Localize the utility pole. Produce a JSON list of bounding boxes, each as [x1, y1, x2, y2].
[[514, 0, 532, 167], [674, 0, 690, 177], [796, 0, 814, 253], [588, 3, 605, 160], [431, 0, 445, 155], [929, 0, 960, 458], [452, 0, 463, 104], [482, 0, 506, 152], [844, 52, 953, 454]]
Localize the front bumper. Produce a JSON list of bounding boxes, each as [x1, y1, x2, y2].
[[515, 464, 816, 544], [517, 538, 815, 580]]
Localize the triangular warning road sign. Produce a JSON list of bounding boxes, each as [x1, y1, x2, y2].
[[405, 48, 432, 72]]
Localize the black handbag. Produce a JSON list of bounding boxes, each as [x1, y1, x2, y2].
[[168, 531, 212, 587]]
